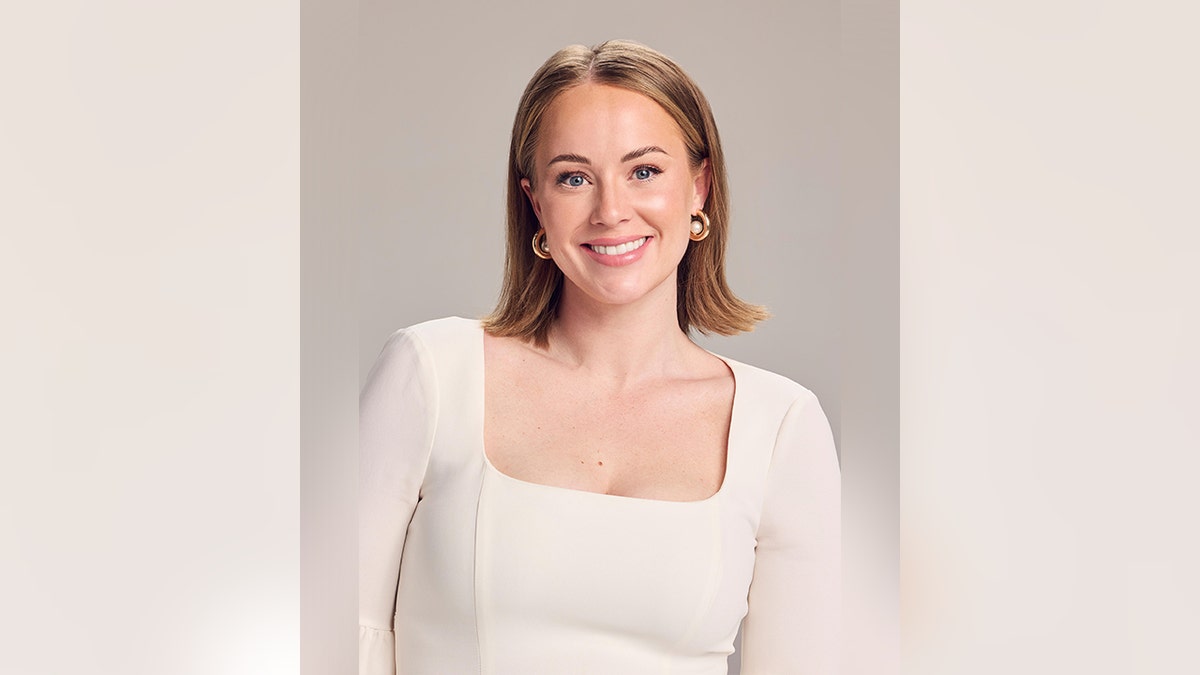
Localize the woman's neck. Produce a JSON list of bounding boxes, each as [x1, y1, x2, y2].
[[546, 278, 698, 387]]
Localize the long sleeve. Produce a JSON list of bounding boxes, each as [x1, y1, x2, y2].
[[740, 391, 842, 674], [359, 330, 438, 675]]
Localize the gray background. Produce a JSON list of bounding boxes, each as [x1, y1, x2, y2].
[[356, 4, 848, 671], [357, 0, 842, 438], [348, 1, 899, 671]]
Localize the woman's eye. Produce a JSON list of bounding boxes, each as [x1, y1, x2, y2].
[[557, 172, 587, 188], [633, 166, 660, 181]]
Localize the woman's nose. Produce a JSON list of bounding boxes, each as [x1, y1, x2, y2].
[[591, 179, 631, 227]]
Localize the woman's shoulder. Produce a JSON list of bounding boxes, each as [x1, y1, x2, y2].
[[715, 352, 819, 412], [369, 316, 483, 390], [393, 315, 481, 343], [377, 316, 481, 358]]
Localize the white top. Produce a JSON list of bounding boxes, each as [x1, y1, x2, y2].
[[359, 317, 840, 674]]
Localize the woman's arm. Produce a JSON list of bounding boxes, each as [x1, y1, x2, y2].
[[740, 391, 841, 674], [359, 330, 437, 675]]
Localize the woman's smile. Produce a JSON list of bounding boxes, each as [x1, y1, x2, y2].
[[583, 235, 651, 266]]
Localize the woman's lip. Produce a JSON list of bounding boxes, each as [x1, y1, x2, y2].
[[584, 235, 652, 246], [582, 236, 650, 267]]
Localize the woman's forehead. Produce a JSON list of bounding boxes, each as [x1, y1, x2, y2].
[[536, 84, 686, 162]]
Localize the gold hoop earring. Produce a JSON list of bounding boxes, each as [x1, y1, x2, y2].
[[689, 210, 711, 241], [532, 228, 552, 259]]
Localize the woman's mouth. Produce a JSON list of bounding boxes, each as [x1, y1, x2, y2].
[[586, 236, 648, 256]]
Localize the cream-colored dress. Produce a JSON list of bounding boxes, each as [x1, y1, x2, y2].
[[359, 317, 840, 674]]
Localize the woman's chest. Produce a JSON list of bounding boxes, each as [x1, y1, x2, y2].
[[400, 457, 758, 670], [485, 366, 734, 501], [472, 472, 755, 663]]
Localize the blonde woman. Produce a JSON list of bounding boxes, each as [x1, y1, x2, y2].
[[360, 40, 840, 674]]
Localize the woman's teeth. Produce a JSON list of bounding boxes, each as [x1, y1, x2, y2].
[[588, 237, 647, 256]]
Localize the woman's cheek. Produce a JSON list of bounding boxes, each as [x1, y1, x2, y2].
[[543, 196, 587, 226]]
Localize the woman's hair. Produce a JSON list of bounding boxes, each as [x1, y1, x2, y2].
[[482, 39, 768, 346]]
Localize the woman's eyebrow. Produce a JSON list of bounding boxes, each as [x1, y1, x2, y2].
[[621, 145, 669, 162], [547, 153, 590, 166], [545, 146, 670, 168]]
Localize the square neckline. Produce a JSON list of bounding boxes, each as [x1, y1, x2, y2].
[[474, 320, 741, 506]]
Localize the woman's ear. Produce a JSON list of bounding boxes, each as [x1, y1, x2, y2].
[[520, 177, 541, 220], [692, 158, 712, 212]]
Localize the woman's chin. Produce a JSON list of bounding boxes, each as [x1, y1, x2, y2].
[[564, 275, 676, 310]]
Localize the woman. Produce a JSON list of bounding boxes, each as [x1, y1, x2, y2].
[[360, 40, 840, 674]]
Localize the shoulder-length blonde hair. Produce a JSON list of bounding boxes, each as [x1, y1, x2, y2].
[[483, 40, 767, 346]]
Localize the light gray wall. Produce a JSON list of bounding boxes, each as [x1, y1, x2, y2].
[[356, 3, 901, 672], [357, 1, 842, 435], [356, 4, 845, 672]]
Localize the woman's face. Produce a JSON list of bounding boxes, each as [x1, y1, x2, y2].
[[522, 83, 710, 312]]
